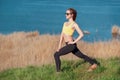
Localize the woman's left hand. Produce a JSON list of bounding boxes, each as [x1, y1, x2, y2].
[[68, 41, 75, 44]]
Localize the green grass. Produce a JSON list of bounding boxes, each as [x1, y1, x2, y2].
[[0, 58, 120, 80]]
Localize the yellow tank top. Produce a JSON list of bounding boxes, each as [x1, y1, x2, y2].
[[62, 22, 75, 36]]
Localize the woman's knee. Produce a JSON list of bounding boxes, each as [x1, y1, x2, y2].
[[54, 52, 59, 58]]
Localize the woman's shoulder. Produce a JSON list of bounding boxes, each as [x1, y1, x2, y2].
[[63, 21, 78, 26], [63, 22, 67, 24], [73, 21, 78, 26]]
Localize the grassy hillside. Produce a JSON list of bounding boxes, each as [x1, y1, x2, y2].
[[0, 58, 120, 80], [0, 31, 120, 71]]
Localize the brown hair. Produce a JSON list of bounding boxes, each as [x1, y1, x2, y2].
[[67, 8, 77, 21]]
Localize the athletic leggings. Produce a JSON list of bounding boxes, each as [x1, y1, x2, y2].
[[54, 42, 98, 72]]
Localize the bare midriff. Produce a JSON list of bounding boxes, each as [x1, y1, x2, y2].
[[63, 33, 74, 42]]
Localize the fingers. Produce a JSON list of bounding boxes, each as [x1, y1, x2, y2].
[[68, 42, 74, 44]]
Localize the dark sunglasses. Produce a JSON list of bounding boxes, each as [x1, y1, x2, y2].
[[65, 13, 72, 15]]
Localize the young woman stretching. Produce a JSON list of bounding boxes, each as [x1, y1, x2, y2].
[[54, 8, 99, 72]]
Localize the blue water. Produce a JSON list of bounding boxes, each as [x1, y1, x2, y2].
[[0, 0, 120, 42]]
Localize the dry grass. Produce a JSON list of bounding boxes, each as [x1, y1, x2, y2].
[[0, 31, 120, 71]]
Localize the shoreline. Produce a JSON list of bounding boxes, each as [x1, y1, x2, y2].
[[0, 31, 113, 42]]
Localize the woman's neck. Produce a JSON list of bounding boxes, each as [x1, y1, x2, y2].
[[68, 18, 74, 23]]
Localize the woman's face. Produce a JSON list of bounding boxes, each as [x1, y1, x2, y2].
[[65, 10, 73, 20]]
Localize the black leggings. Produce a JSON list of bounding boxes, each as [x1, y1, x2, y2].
[[54, 43, 98, 72]]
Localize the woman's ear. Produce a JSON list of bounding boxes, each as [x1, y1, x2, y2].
[[71, 14, 74, 17]]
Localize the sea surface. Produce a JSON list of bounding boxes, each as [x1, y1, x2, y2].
[[0, 0, 120, 42]]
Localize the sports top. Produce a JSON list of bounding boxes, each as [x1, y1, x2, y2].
[[62, 22, 75, 36]]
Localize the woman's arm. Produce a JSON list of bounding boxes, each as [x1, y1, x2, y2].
[[57, 32, 64, 51], [69, 23, 84, 44], [74, 23, 84, 43]]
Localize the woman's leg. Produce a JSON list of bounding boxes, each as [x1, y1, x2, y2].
[[72, 44, 98, 65], [72, 45, 100, 71], [54, 44, 75, 72]]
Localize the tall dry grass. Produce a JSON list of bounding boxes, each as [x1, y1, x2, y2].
[[0, 31, 120, 71]]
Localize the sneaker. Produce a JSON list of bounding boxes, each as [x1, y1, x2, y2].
[[56, 71, 61, 75], [87, 64, 97, 72]]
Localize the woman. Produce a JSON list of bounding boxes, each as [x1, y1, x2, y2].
[[54, 8, 99, 72]]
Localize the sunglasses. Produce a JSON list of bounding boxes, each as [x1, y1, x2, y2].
[[65, 13, 72, 15]]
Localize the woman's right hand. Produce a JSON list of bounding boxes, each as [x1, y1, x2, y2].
[[56, 48, 60, 52]]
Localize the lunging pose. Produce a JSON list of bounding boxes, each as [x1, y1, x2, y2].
[[54, 8, 99, 72]]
